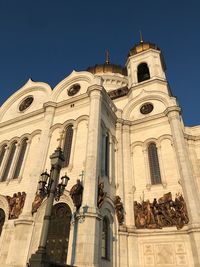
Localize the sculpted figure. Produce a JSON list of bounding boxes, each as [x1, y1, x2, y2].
[[70, 179, 83, 210], [134, 201, 146, 228], [114, 196, 124, 225], [32, 194, 45, 215], [97, 182, 106, 207], [7, 192, 26, 219]]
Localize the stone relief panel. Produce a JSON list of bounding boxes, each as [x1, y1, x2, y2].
[[134, 192, 189, 230], [155, 244, 174, 265], [142, 241, 188, 267]]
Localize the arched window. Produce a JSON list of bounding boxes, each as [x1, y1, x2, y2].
[[12, 138, 28, 179], [101, 133, 110, 177], [1, 141, 17, 182], [105, 134, 109, 176], [0, 208, 5, 236], [137, 63, 150, 83], [148, 143, 161, 184], [63, 125, 73, 167], [102, 216, 110, 259], [0, 144, 7, 168]]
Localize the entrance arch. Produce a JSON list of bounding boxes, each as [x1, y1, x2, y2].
[[46, 203, 72, 264]]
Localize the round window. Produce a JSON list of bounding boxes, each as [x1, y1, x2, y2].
[[19, 96, 34, 112], [140, 103, 154, 114], [67, 83, 81, 96]]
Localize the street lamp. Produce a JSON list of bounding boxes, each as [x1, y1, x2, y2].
[[28, 146, 70, 267], [38, 170, 69, 201]]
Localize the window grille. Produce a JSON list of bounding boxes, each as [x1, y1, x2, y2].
[[1, 142, 17, 182], [63, 125, 73, 167], [13, 138, 28, 179], [148, 143, 161, 184]]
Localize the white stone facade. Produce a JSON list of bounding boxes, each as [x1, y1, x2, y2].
[[0, 41, 200, 267]]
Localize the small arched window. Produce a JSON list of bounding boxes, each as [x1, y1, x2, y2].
[[105, 134, 109, 176], [101, 132, 110, 177], [0, 208, 5, 236], [1, 141, 17, 182], [102, 216, 110, 260], [0, 144, 7, 168], [63, 125, 74, 167], [13, 138, 28, 179], [137, 63, 150, 83], [148, 143, 161, 184]]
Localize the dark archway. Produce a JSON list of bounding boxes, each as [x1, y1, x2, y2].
[[0, 208, 5, 236], [46, 203, 72, 265], [137, 63, 150, 83]]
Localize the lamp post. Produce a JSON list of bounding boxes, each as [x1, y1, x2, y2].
[[29, 146, 70, 267]]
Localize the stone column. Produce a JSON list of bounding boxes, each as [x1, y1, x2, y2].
[[23, 104, 56, 216], [122, 124, 135, 227], [73, 85, 103, 267], [157, 144, 167, 188], [187, 139, 200, 192], [68, 124, 78, 171], [115, 122, 124, 199], [167, 108, 200, 266], [143, 148, 151, 190], [109, 136, 114, 185]]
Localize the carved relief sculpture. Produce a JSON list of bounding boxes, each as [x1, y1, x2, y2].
[[114, 196, 124, 225], [134, 192, 189, 229], [97, 182, 106, 207], [31, 193, 45, 215], [6, 192, 26, 219], [70, 179, 83, 210]]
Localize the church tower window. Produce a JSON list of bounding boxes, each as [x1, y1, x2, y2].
[[63, 125, 73, 167], [1, 141, 17, 182], [101, 216, 110, 260], [137, 63, 150, 83], [13, 138, 28, 179], [0, 144, 7, 168], [148, 143, 161, 184], [0, 208, 5, 236]]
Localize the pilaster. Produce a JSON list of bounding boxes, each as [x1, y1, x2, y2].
[[73, 85, 103, 267], [168, 109, 200, 265], [115, 122, 124, 199], [122, 124, 135, 227]]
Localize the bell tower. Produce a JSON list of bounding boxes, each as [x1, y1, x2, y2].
[[126, 38, 167, 89]]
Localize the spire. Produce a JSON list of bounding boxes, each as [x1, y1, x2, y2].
[[105, 50, 110, 64], [139, 30, 144, 43]]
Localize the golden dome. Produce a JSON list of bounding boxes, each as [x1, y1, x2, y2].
[[129, 42, 160, 56], [87, 63, 127, 76]]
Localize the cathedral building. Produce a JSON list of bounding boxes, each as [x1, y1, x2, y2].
[[0, 40, 200, 267]]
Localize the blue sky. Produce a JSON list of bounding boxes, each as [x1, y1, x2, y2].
[[0, 0, 199, 126]]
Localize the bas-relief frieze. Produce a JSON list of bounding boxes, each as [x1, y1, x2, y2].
[[143, 242, 188, 266], [134, 192, 189, 230]]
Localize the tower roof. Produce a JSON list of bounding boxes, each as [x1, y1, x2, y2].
[[128, 41, 160, 56]]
